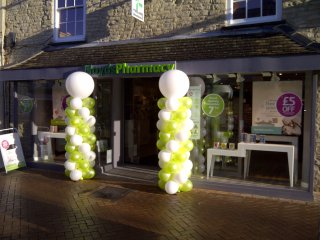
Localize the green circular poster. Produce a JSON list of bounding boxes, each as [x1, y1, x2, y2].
[[202, 94, 225, 117]]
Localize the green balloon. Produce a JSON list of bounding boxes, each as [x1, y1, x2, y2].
[[180, 180, 193, 192], [65, 169, 71, 177], [182, 140, 194, 152], [79, 125, 91, 136], [156, 139, 166, 150], [163, 162, 180, 173], [180, 97, 192, 109], [90, 108, 96, 116], [159, 132, 171, 142], [172, 110, 187, 121], [172, 152, 188, 163], [65, 143, 76, 153], [157, 98, 166, 110], [65, 107, 77, 118], [70, 116, 83, 127], [87, 134, 96, 144], [70, 151, 82, 161], [82, 97, 95, 109], [83, 168, 95, 179], [66, 97, 72, 107], [158, 179, 166, 190], [158, 169, 171, 182], [65, 135, 71, 143], [78, 160, 90, 170]]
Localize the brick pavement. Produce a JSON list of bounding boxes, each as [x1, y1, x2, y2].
[[0, 169, 320, 240]]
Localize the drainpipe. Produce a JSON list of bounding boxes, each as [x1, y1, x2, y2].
[[0, 0, 5, 130], [0, 0, 5, 66]]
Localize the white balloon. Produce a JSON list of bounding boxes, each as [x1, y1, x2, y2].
[[158, 158, 166, 169], [65, 152, 69, 160], [79, 143, 91, 154], [85, 151, 96, 161], [70, 97, 83, 110], [158, 110, 171, 121], [159, 70, 190, 99], [201, 128, 207, 137], [158, 150, 171, 162], [183, 159, 193, 171], [189, 76, 205, 96], [90, 126, 95, 133], [186, 109, 192, 119], [156, 120, 164, 130], [199, 164, 206, 173], [165, 98, 180, 111], [89, 160, 95, 167], [175, 131, 191, 142], [173, 171, 189, 184], [183, 119, 194, 131], [65, 126, 76, 136], [64, 160, 76, 171], [70, 134, 83, 146], [166, 140, 180, 153], [66, 71, 94, 99], [165, 180, 180, 194], [70, 169, 83, 181], [87, 116, 96, 127], [78, 107, 90, 120]]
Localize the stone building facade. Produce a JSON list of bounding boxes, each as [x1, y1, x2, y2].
[[1, 0, 320, 195]]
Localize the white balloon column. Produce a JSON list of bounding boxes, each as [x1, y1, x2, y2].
[[157, 70, 194, 194], [63, 72, 97, 181]]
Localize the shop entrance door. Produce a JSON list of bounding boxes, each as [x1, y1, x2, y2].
[[124, 78, 161, 169]]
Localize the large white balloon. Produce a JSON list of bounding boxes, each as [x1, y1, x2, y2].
[[173, 171, 189, 184], [159, 70, 190, 99], [70, 169, 83, 181], [66, 71, 94, 99], [87, 116, 96, 127], [165, 180, 180, 194], [175, 131, 191, 142], [79, 143, 91, 154], [189, 76, 205, 96]]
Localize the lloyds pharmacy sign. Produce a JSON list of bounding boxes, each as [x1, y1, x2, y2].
[[85, 62, 176, 77]]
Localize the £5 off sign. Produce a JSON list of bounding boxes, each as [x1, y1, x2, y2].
[[276, 93, 302, 117]]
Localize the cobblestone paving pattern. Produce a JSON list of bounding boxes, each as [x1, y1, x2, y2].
[[0, 169, 320, 240]]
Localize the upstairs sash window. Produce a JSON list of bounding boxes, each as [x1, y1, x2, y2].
[[227, 0, 282, 25], [54, 0, 86, 43]]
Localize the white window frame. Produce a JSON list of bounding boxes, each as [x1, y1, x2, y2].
[[53, 0, 86, 43], [226, 0, 282, 26]]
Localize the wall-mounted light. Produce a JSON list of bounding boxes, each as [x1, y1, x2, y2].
[[271, 72, 280, 81], [236, 73, 245, 83]]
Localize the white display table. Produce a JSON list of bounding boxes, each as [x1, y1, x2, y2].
[[207, 142, 295, 187], [37, 131, 66, 161]]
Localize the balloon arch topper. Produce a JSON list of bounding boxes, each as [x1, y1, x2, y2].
[[63, 72, 97, 181], [157, 70, 194, 194]]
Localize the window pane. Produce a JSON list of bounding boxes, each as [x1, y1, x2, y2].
[[60, 10, 67, 23], [67, 22, 76, 36], [76, 21, 83, 35], [58, 0, 65, 8], [59, 23, 67, 38], [67, 8, 76, 22], [76, 7, 83, 21], [263, 0, 276, 16], [75, 0, 83, 6], [67, 0, 74, 7], [248, 0, 261, 18], [233, 1, 246, 20]]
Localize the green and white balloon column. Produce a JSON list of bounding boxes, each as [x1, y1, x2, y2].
[[63, 72, 96, 181], [157, 70, 194, 194]]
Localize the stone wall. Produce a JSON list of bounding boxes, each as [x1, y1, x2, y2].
[[314, 74, 320, 191], [4, 0, 320, 64]]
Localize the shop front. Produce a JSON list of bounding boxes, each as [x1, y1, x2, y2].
[[1, 25, 320, 200]]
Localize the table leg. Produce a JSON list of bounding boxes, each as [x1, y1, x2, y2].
[[207, 152, 212, 179], [287, 149, 294, 187]]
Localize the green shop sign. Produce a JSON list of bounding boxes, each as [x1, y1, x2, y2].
[[85, 62, 175, 76]]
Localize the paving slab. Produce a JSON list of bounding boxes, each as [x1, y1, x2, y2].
[[0, 169, 319, 240]]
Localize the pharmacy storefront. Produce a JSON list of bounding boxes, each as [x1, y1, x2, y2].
[[1, 32, 320, 200]]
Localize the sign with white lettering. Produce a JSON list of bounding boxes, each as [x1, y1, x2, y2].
[[132, 0, 144, 22]]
